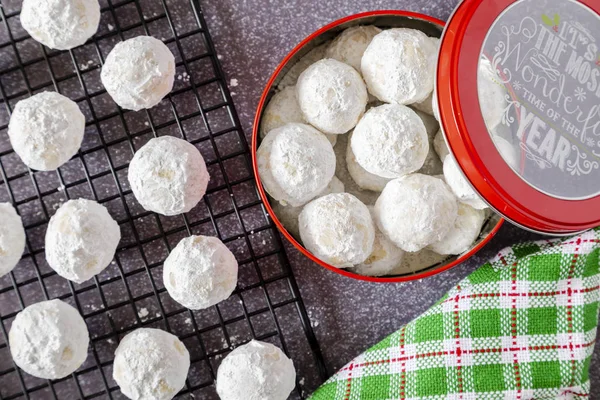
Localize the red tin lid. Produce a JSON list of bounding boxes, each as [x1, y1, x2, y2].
[[437, 0, 600, 235]]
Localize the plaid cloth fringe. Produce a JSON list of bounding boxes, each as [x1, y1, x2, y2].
[[310, 229, 600, 400]]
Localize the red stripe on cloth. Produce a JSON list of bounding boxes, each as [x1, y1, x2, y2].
[[567, 238, 581, 387], [509, 262, 523, 399], [454, 285, 464, 397], [343, 362, 353, 400]]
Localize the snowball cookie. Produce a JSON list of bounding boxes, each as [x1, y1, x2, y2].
[[375, 174, 458, 252], [333, 133, 380, 206], [278, 42, 329, 89], [216, 340, 295, 400], [20, 0, 100, 50], [8, 92, 85, 171], [413, 109, 442, 176], [296, 59, 367, 134], [0, 203, 26, 278], [432, 91, 440, 121], [113, 328, 190, 400], [351, 104, 428, 179], [163, 235, 238, 310], [493, 135, 519, 170], [478, 57, 507, 130], [325, 25, 382, 72], [443, 155, 488, 210], [299, 193, 375, 268], [128, 136, 209, 216], [272, 176, 344, 238], [9, 299, 89, 379], [257, 123, 335, 207], [102, 36, 175, 111], [429, 203, 485, 255], [413, 92, 434, 116], [362, 28, 437, 105], [346, 133, 391, 192], [350, 206, 404, 277], [417, 145, 443, 176], [260, 86, 306, 138], [433, 129, 450, 161], [45, 199, 120, 283], [259, 86, 337, 146]]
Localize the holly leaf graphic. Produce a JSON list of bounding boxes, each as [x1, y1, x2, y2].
[[554, 14, 560, 25], [542, 14, 554, 26]]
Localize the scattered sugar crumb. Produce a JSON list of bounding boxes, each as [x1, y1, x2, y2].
[[230, 78, 238, 87], [299, 378, 305, 386], [144, 121, 150, 126], [262, 240, 266, 245], [107, 338, 114, 344], [184, 317, 192, 325], [177, 75, 183, 80], [138, 307, 149, 318], [155, 313, 161, 318], [56, 184, 65, 192], [107, 24, 114, 31], [217, 54, 223, 60], [88, 60, 94, 65], [231, 92, 237, 96]]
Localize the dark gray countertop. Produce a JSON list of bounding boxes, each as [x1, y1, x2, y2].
[[202, 0, 600, 396]]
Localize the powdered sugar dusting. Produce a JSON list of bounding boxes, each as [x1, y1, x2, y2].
[[113, 328, 190, 400], [216, 340, 296, 400], [375, 174, 458, 252], [128, 136, 209, 216], [257, 123, 336, 207], [429, 203, 486, 255], [9, 299, 89, 379], [101, 36, 175, 111], [0, 203, 25, 278], [325, 25, 381, 72], [299, 193, 375, 268], [345, 132, 391, 192], [443, 155, 488, 210], [45, 199, 121, 284], [351, 104, 429, 178], [362, 28, 437, 105], [297, 58, 367, 134], [163, 235, 238, 310], [8, 92, 85, 171], [20, 0, 100, 50]]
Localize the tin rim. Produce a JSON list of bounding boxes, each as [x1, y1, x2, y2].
[[252, 10, 505, 283]]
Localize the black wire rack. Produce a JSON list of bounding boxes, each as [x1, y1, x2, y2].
[[0, 0, 328, 398]]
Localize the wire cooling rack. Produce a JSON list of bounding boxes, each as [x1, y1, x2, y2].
[[0, 0, 328, 398]]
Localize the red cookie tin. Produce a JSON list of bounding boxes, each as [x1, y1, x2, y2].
[[252, 10, 505, 283]]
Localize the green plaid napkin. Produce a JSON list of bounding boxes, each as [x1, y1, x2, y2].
[[310, 229, 600, 399]]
